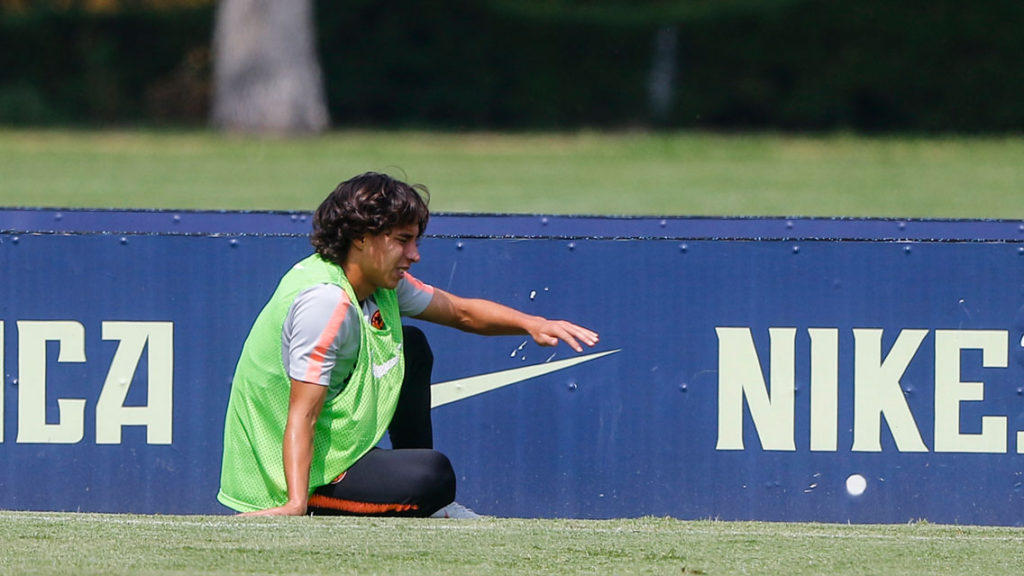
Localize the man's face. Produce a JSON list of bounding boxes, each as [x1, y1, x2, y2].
[[361, 222, 422, 290]]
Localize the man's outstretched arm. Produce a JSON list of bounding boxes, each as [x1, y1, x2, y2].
[[414, 288, 599, 352]]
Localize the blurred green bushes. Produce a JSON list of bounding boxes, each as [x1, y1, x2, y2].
[[1, 0, 1022, 131], [676, 0, 1024, 132], [0, 4, 212, 125]]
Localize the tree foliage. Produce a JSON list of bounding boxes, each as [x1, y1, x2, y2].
[[486, 0, 811, 26]]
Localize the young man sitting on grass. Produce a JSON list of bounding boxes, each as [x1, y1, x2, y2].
[[218, 172, 598, 517]]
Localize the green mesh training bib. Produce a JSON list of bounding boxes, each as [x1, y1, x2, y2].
[[217, 253, 405, 512]]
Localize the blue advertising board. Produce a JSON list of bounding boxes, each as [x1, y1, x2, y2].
[[1, 208, 1023, 525]]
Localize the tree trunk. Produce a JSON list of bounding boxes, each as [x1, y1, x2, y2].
[[211, 0, 329, 134], [647, 25, 678, 126]]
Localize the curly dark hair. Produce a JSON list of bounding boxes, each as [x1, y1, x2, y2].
[[311, 172, 430, 265]]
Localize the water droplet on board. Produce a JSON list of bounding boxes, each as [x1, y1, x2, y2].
[[510, 340, 528, 358]]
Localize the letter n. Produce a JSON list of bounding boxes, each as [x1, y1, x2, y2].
[[716, 327, 796, 451]]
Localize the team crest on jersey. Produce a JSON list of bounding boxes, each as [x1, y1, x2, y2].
[[370, 310, 386, 330]]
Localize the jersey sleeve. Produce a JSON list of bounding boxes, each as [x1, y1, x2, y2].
[[282, 283, 359, 386], [396, 272, 435, 317]]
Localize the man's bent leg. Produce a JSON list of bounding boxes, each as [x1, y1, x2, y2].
[[308, 448, 455, 517], [389, 325, 434, 449]]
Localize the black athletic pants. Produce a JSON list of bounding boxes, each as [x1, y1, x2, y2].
[[308, 326, 456, 517]]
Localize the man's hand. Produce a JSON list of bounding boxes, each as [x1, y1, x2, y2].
[[527, 319, 599, 352], [239, 501, 307, 516]]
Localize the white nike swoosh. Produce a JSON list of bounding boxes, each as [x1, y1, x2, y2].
[[372, 355, 400, 379], [430, 349, 620, 408]]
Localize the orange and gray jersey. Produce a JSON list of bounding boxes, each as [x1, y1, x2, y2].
[[281, 273, 434, 399]]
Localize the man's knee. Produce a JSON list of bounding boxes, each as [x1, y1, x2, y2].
[[417, 450, 456, 504]]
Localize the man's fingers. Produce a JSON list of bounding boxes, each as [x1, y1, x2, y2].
[[536, 321, 599, 352], [561, 333, 583, 352], [559, 323, 598, 349]]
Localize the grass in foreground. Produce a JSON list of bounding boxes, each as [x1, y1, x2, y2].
[[1, 511, 1023, 576], [2, 128, 1024, 219]]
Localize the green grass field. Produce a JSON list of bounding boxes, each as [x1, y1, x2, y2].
[[2, 128, 1024, 218], [2, 512, 1023, 576], [3, 128, 1024, 575]]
